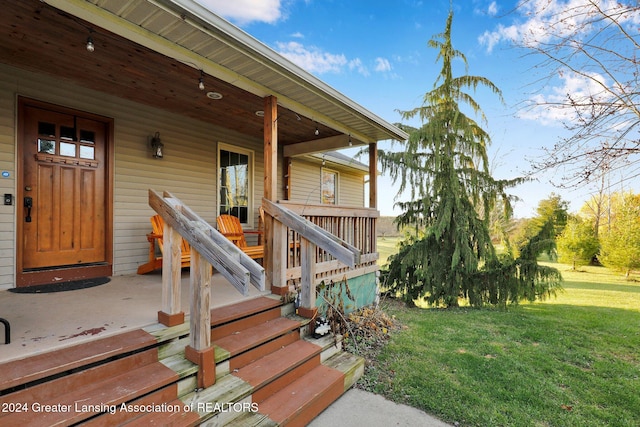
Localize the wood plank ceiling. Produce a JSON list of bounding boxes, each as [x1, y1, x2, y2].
[[0, 0, 341, 146]]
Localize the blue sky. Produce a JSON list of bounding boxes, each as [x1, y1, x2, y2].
[[195, 0, 618, 218]]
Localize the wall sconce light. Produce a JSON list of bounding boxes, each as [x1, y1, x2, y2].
[[149, 132, 164, 159]]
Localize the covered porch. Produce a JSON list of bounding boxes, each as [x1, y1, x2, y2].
[[0, 0, 407, 291], [0, 1, 410, 423]]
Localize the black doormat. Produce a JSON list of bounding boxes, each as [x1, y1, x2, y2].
[[9, 277, 110, 294]]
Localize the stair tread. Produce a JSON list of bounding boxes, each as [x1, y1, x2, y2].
[[215, 317, 300, 357], [120, 398, 200, 426], [81, 385, 179, 426], [0, 349, 159, 406], [0, 329, 156, 391], [211, 308, 281, 341], [233, 340, 321, 388], [0, 362, 178, 425], [256, 364, 345, 425], [211, 296, 281, 327]]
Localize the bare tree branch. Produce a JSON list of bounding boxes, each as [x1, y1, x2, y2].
[[488, 1, 640, 188]]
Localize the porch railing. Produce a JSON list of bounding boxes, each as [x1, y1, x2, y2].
[[272, 201, 379, 286], [262, 198, 378, 317]]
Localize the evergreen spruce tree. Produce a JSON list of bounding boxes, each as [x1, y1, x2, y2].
[[380, 11, 561, 307]]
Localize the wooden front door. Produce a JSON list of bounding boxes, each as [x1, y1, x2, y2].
[[18, 100, 112, 286]]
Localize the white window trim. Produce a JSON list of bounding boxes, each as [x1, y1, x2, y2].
[[321, 167, 339, 205], [217, 142, 255, 228]]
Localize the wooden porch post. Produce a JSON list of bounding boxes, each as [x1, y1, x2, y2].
[[369, 142, 377, 209], [369, 142, 378, 263], [184, 249, 215, 388], [297, 237, 318, 319], [157, 207, 185, 327], [264, 95, 287, 294], [264, 96, 278, 201], [284, 157, 292, 200]]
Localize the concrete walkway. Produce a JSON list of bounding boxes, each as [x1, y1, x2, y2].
[[309, 388, 451, 427]]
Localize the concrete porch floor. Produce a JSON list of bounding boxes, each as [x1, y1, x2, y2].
[[0, 271, 269, 364]]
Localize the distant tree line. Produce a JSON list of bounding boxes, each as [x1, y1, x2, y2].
[[507, 192, 640, 279]]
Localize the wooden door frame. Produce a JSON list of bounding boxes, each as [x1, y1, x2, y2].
[[16, 97, 114, 287]]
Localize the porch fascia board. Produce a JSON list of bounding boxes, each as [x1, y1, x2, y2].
[[283, 135, 365, 157]]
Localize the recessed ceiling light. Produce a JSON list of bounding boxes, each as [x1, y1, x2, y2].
[[255, 110, 265, 117], [206, 91, 222, 100]]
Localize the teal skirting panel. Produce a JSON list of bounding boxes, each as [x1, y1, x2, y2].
[[315, 272, 378, 315]]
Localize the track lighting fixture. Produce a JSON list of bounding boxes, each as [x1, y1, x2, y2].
[[348, 134, 352, 146], [198, 70, 205, 90], [315, 126, 319, 136]]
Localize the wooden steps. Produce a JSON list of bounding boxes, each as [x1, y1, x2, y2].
[[0, 350, 179, 426], [253, 364, 345, 426], [0, 329, 156, 391], [224, 350, 364, 427], [233, 340, 321, 403], [215, 317, 301, 360], [0, 296, 364, 426]]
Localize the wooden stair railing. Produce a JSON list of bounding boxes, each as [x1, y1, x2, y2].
[[148, 190, 265, 295], [261, 197, 361, 319], [147, 189, 265, 388]]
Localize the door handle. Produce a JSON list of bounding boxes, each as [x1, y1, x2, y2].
[[24, 197, 32, 223]]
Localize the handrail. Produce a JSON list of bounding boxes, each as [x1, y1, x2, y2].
[[262, 197, 363, 319], [149, 190, 265, 294], [148, 189, 267, 388], [262, 198, 361, 268], [277, 202, 379, 219]]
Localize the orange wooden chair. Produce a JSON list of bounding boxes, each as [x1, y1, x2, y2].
[[137, 215, 191, 274], [216, 214, 264, 260]]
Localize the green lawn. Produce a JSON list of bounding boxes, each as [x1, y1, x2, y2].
[[377, 236, 402, 266], [365, 258, 640, 426]]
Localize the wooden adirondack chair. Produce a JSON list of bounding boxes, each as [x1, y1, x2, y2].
[[136, 215, 191, 274], [216, 214, 264, 260]]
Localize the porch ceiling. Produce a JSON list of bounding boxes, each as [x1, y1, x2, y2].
[[0, 0, 408, 150]]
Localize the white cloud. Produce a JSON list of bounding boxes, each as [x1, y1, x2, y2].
[[374, 57, 392, 73], [518, 70, 610, 126], [473, 0, 499, 16], [195, 0, 283, 25], [290, 32, 304, 39], [478, 0, 638, 52], [487, 1, 498, 16], [349, 58, 370, 77], [275, 41, 348, 74]]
